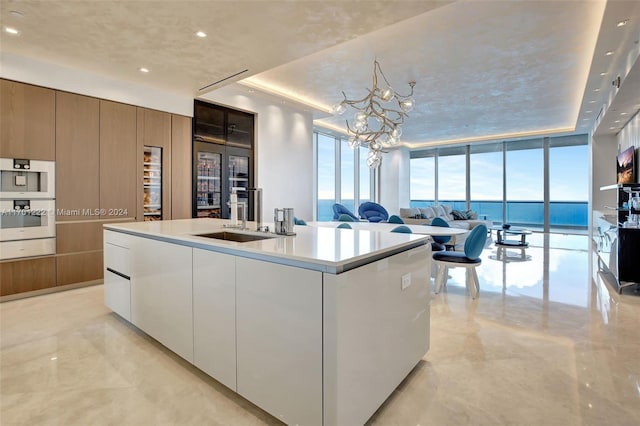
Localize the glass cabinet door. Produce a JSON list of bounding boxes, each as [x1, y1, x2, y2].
[[143, 146, 162, 221], [227, 154, 249, 217], [196, 151, 222, 218]]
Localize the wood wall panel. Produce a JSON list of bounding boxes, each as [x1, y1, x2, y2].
[[171, 114, 192, 219], [56, 222, 104, 254], [137, 107, 172, 221], [100, 100, 137, 219], [56, 252, 103, 286], [56, 92, 100, 221], [0, 256, 56, 296], [0, 79, 56, 160]]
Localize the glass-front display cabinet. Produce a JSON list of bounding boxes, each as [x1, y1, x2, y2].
[[143, 146, 162, 221], [195, 149, 222, 218], [193, 100, 254, 220]]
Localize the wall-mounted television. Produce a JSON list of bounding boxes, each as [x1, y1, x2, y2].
[[617, 146, 636, 184]]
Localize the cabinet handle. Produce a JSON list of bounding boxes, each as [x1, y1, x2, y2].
[[106, 267, 130, 281]]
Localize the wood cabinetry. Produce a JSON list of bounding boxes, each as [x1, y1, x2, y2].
[[0, 256, 56, 296], [137, 108, 172, 221], [100, 100, 137, 219], [171, 114, 192, 219], [56, 222, 104, 253], [55, 91, 100, 221], [0, 79, 55, 160], [56, 251, 103, 287]]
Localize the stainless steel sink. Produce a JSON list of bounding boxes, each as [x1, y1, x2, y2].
[[194, 231, 275, 243]]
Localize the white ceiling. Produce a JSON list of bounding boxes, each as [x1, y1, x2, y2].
[[1, 0, 639, 149]]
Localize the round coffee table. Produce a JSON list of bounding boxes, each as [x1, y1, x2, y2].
[[490, 226, 531, 247]]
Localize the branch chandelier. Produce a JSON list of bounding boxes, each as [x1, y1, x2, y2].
[[332, 60, 416, 168]]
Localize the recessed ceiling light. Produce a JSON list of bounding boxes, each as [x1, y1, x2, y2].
[[196, 31, 207, 38], [614, 120, 621, 123], [620, 112, 628, 115], [248, 89, 255, 93], [600, 72, 606, 76], [588, 100, 596, 103], [4, 26, 20, 35], [585, 110, 592, 113], [593, 88, 600, 92], [617, 19, 628, 27], [138, 67, 150, 73], [609, 127, 616, 130], [605, 51, 614, 56], [583, 118, 590, 121]]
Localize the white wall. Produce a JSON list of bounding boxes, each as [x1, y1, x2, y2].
[[591, 134, 618, 211], [201, 85, 314, 221], [379, 148, 410, 215], [618, 112, 640, 152], [0, 52, 193, 116]]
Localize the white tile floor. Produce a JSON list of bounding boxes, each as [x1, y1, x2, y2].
[[1, 235, 639, 425]]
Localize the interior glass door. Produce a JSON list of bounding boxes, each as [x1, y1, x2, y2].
[[227, 154, 249, 218], [196, 151, 222, 218]]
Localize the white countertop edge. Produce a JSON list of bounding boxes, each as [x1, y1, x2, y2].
[[103, 225, 430, 274]]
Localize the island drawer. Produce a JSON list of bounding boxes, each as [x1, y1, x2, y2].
[[104, 242, 130, 277]]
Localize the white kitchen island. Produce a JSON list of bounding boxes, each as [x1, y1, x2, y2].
[[103, 219, 431, 426]]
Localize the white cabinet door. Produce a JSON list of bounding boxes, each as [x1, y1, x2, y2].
[[236, 258, 323, 426], [130, 237, 193, 363], [193, 248, 236, 391], [323, 245, 431, 426]]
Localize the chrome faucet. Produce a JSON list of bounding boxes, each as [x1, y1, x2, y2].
[[247, 188, 267, 232]]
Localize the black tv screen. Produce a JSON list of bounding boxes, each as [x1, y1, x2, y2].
[[617, 146, 635, 184]]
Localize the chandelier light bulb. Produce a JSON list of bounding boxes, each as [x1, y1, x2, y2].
[[348, 136, 361, 149], [380, 86, 395, 102], [354, 119, 368, 132], [332, 102, 347, 115], [354, 111, 368, 122], [367, 150, 382, 168], [390, 126, 402, 139], [388, 135, 400, 146], [399, 97, 415, 113]]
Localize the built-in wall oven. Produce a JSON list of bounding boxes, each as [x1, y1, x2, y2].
[[0, 159, 56, 260]]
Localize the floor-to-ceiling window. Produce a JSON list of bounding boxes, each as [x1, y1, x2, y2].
[[408, 134, 588, 231], [316, 133, 336, 221], [409, 155, 435, 207], [469, 143, 503, 221], [549, 136, 589, 229], [437, 146, 467, 211], [505, 139, 544, 227], [314, 131, 375, 221]]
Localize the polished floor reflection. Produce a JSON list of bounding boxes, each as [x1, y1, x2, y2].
[[1, 234, 639, 425]]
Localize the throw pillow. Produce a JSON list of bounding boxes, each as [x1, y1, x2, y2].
[[466, 210, 478, 220], [451, 209, 467, 220]]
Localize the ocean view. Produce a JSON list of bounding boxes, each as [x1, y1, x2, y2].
[[317, 199, 588, 228]]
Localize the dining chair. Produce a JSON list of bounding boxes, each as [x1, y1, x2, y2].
[[388, 214, 405, 224], [430, 217, 454, 251], [338, 213, 356, 222], [432, 224, 487, 299]]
